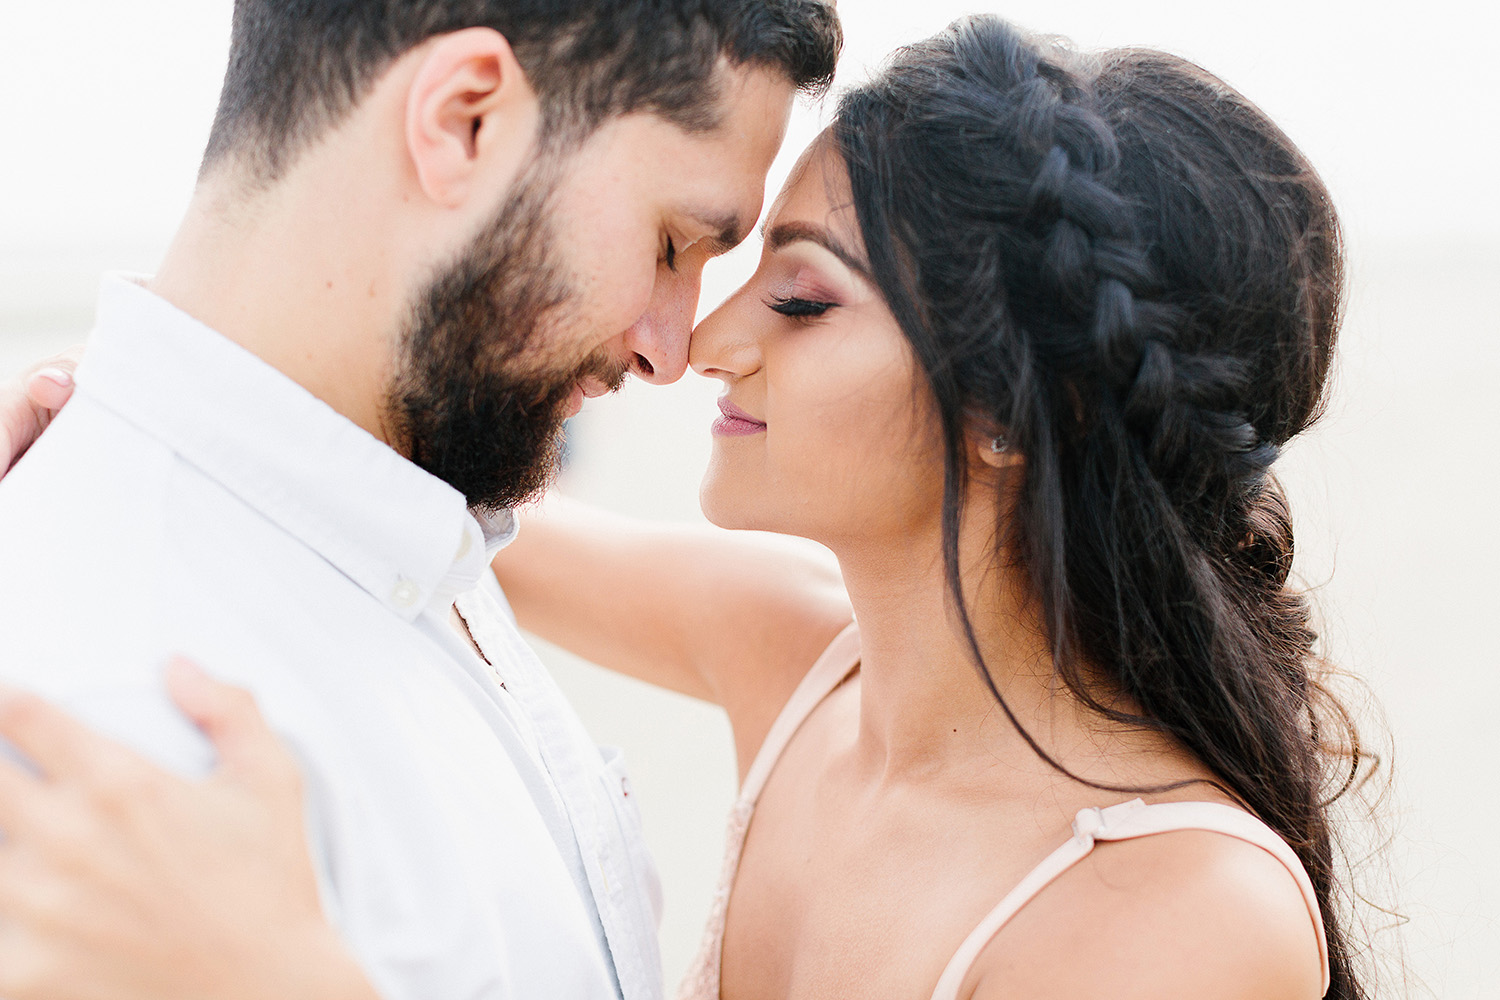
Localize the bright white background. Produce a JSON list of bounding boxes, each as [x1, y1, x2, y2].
[[2, 2, 1497, 996]]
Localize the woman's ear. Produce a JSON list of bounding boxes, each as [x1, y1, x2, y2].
[[967, 419, 1024, 471], [404, 27, 541, 209], [976, 435, 1023, 470]]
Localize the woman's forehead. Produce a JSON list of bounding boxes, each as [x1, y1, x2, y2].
[[762, 136, 866, 256]]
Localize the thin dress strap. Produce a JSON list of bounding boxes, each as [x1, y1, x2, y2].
[[739, 620, 862, 804], [677, 621, 862, 1000], [928, 798, 1331, 1000]]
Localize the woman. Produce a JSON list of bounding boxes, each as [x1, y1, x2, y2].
[[0, 15, 1366, 1000]]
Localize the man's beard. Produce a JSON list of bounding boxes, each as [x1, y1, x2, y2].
[[384, 164, 627, 513]]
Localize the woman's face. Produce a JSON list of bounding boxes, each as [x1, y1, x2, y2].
[[690, 138, 946, 546]]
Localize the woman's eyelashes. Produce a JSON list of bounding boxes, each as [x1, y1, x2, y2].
[[766, 293, 837, 319], [663, 236, 679, 272]]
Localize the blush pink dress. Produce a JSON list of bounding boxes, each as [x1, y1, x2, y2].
[[677, 622, 1331, 1000]]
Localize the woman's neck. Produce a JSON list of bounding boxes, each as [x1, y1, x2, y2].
[[830, 512, 1033, 777], [829, 512, 1178, 795]]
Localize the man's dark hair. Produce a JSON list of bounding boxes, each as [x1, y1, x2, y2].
[[204, 0, 842, 181]]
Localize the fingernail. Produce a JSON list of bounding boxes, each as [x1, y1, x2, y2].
[[31, 367, 73, 388], [0, 680, 30, 712], [165, 656, 197, 682], [164, 656, 211, 694]]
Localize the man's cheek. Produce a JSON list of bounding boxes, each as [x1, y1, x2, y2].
[[580, 256, 659, 344]]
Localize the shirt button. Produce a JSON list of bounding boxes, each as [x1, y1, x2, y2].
[[392, 578, 421, 609]]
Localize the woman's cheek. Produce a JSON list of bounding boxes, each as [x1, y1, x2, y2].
[[776, 334, 924, 499]]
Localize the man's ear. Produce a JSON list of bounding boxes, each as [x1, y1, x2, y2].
[[405, 27, 541, 208]]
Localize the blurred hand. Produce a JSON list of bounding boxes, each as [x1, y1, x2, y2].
[[1, 347, 81, 477], [0, 661, 380, 1000]]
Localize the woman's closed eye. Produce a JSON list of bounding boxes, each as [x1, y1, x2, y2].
[[766, 294, 837, 319]]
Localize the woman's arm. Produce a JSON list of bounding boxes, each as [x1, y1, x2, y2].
[[495, 496, 853, 776], [0, 664, 382, 1000]]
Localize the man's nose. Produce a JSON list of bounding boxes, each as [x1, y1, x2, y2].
[[621, 270, 702, 385]]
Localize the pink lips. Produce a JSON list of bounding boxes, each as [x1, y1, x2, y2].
[[713, 398, 767, 437]]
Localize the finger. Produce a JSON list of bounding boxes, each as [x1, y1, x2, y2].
[[0, 751, 48, 831], [165, 659, 298, 790], [0, 922, 74, 1000], [0, 421, 17, 476], [1, 387, 41, 474], [0, 924, 50, 1000], [25, 367, 75, 413], [0, 684, 153, 785]]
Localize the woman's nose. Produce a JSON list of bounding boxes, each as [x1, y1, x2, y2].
[[689, 290, 761, 382]]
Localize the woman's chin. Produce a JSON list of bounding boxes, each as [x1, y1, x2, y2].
[[698, 471, 774, 533], [698, 480, 746, 531]]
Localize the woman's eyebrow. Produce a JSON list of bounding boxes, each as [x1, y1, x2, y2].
[[764, 220, 871, 278]]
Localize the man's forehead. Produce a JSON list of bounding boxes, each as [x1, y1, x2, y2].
[[653, 65, 795, 254]]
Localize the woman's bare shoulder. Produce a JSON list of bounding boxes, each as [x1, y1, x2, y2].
[[967, 824, 1325, 1000]]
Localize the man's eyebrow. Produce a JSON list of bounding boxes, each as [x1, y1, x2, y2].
[[764, 220, 871, 277], [688, 209, 747, 256]]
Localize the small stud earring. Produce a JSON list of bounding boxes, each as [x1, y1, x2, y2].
[[989, 434, 1009, 454]]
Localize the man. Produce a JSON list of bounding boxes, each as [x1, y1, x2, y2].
[[0, 2, 839, 998]]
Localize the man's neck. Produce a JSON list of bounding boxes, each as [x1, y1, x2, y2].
[[147, 168, 409, 447]]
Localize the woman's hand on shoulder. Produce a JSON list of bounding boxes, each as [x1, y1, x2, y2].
[[0, 661, 380, 1000], [969, 828, 1325, 1000], [1, 348, 80, 477]]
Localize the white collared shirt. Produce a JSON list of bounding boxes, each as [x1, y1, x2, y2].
[[0, 275, 664, 1000]]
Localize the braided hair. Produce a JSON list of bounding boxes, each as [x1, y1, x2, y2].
[[834, 16, 1363, 998]]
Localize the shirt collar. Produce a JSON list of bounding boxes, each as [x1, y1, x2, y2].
[[76, 273, 517, 622]]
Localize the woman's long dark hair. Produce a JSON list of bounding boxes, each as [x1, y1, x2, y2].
[[834, 16, 1365, 998]]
